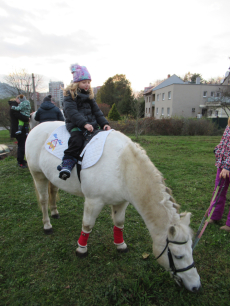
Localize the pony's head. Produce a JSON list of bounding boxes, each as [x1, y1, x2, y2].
[[156, 212, 201, 292]]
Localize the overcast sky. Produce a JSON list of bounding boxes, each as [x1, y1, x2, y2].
[[0, 0, 229, 92]]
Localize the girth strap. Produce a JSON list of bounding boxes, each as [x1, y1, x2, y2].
[[77, 155, 84, 183]]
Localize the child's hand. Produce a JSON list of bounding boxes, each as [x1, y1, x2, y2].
[[84, 124, 94, 132], [103, 125, 111, 130], [219, 169, 229, 179]]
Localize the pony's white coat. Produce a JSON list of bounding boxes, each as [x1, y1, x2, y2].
[[25, 121, 201, 292], [29, 112, 39, 130]]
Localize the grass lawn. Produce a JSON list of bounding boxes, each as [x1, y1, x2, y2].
[[0, 131, 230, 306], [0, 129, 13, 144]]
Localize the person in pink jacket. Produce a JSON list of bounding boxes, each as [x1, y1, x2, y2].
[[208, 118, 230, 232]]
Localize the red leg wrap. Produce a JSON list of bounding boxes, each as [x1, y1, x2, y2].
[[114, 226, 124, 245], [78, 231, 90, 247]]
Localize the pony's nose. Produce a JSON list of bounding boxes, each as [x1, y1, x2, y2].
[[192, 285, 201, 292]]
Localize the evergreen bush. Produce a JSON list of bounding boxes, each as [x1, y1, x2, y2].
[[108, 103, 121, 121]]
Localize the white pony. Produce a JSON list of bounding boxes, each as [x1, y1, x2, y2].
[[29, 112, 39, 130], [25, 121, 201, 292]]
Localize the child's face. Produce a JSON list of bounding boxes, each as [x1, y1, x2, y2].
[[79, 80, 91, 91]]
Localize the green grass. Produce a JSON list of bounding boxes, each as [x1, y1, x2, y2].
[[0, 129, 12, 144], [0, 134, 230, 305]]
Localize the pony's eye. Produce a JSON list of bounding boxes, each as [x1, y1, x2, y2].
[[174, 255, 184, 260]]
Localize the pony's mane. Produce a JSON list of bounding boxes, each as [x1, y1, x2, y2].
[[130, 141, 180, 223]]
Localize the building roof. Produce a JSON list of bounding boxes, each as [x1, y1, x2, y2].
[[152, 74, 185, 92], [143, 86, 154, 95]]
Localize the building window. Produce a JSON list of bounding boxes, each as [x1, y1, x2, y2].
[[211, 92, 214, 97], [161, 107, 164, 116], [216, 92, 220, 97], [156, 108, 158, 115], [146, 108, 147, 113], [157, 94, 159, 101], [215, 110, 218, 116], [192, 108, 195, 112], [162, 93, 165, 100], [149, 108, 150, 113], [167, 107, 170, 116], [168, 91, 171, 99], [203, 91, 207, 97]]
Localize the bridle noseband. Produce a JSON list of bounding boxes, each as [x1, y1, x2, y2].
[[155, 238, 196, 276]]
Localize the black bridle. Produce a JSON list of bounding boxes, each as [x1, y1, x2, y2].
[[155, 238, 196, 276]]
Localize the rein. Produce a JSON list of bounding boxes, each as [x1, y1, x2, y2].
[[155, 238, 195, 275], [192, 178, 225, 250]]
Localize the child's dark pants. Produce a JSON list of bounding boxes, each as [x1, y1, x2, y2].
[[63, 131, 84, 160], [208, 167, 230, 226]]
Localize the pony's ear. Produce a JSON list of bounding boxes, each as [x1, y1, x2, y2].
[[168, 225, 176, 238], [180, 212, 191, 226]]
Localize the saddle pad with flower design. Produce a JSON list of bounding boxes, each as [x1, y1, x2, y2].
[[45, 125, 114, 169]]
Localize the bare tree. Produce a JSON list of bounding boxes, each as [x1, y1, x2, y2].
[[131, 91, 145, 139], [207, 76, 222, 85], [3, 69, 44, 100], [183, 72, 192, 82], [150, 78, 166, 88]]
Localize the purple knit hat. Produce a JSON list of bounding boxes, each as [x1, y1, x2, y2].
[[70, 63, 91, 83]]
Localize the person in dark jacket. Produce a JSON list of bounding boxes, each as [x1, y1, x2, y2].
[[8, 98, 29, 168], [34, 95, 64, 123], [58, 63, 111, 180]]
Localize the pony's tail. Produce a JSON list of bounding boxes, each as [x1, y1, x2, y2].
[[33, 180, 41, 209], [48, 182, 60, 205]]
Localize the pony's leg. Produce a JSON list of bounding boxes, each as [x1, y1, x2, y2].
[[48, 182, 60, 219], [32, 171, 53, 234], [76, 198, 104, 257], [111, 201, 129, 252]]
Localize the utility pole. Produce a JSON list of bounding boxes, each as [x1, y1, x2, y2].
[[25, 84, 29, 100], [32, 73, 37, 111]]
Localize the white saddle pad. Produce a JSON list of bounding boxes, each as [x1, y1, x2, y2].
[[45, 125, 113, 169]]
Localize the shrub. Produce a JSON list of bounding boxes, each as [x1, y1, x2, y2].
[[108, 103, 121, 121], [108, 117, 221, 136]]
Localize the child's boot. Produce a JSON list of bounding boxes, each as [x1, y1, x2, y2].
[[58, 159, 76, 180], [15, 125, 23, 135], [24, 124, 29, 136]]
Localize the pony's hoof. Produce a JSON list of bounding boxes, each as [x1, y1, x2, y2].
[[76, 250, 88, 258], [44, 228, 53, 235], [117, 247, 129, 253], [51, 214, 60, 219], [116, 242, 128, 253]]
